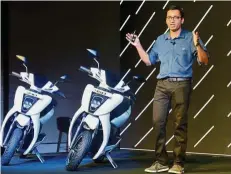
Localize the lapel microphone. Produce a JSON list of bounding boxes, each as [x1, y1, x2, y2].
[[170, 40, 176, 45]]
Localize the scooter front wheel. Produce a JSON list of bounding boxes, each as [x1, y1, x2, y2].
[[1, 128, 23, 166], [65, 130, 92, 171]]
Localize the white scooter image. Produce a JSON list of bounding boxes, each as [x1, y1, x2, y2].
[[0, 55, 67, 165], [66, 49, 146, 171]]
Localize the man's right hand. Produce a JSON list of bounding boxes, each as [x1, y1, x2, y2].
[[126, 33, 141, 48], [125, 32, 151, 66]]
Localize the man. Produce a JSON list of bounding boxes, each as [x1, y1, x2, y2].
[[126, 5, 209, 174]]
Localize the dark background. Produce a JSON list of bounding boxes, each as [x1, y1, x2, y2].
[[1, 1, 231, 155], [120, 1, 231, 155], [1, 1, 120, 153]]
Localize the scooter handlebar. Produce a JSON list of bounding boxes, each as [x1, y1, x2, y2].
[[54, 90, 66, 98], [10, 72, 21, 78], [79, 66, 92, 75]]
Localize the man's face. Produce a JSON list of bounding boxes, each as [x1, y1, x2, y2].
[[166, 10, 184, 32]]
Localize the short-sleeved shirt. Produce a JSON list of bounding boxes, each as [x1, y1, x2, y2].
[[148, 29, 207, 79]]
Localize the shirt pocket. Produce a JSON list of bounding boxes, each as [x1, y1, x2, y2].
[[175, 45, 191, 67]]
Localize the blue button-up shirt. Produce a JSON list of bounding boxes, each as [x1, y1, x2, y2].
[[148, 29, 207, 79]]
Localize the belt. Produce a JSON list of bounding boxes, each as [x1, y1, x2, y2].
[[160, 77, 192, 82]]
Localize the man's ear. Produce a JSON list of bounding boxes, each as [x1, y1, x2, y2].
[[181, 18, 184, 24]]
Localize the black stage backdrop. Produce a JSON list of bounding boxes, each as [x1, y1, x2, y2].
[[120, 1, 231, 155], [2, 1, 120, 153], [1, 1, 231, 155]]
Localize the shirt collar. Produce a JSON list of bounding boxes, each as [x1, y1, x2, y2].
[[164, 29, 186, 40]]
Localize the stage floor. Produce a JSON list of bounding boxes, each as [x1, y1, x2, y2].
[[1, 149, 231, 174]]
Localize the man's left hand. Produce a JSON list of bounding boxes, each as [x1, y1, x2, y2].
[[192, 31, 200, 47]]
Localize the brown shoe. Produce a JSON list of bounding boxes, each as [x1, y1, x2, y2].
[[168, 164, 184, 174], [144, 161, 169, 173]]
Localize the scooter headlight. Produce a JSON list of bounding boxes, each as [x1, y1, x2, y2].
[[90, 96, 104, 112], [21, 95, 38, 113]]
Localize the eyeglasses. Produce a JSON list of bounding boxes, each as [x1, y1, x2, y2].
[[166, 16, 181, 21]]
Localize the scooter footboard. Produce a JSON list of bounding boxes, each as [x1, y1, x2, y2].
[[111, 106, 131, 128], [39, 108, 54, 124]]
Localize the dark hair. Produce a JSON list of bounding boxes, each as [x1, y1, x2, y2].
[[166, 5, 184, 18]]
